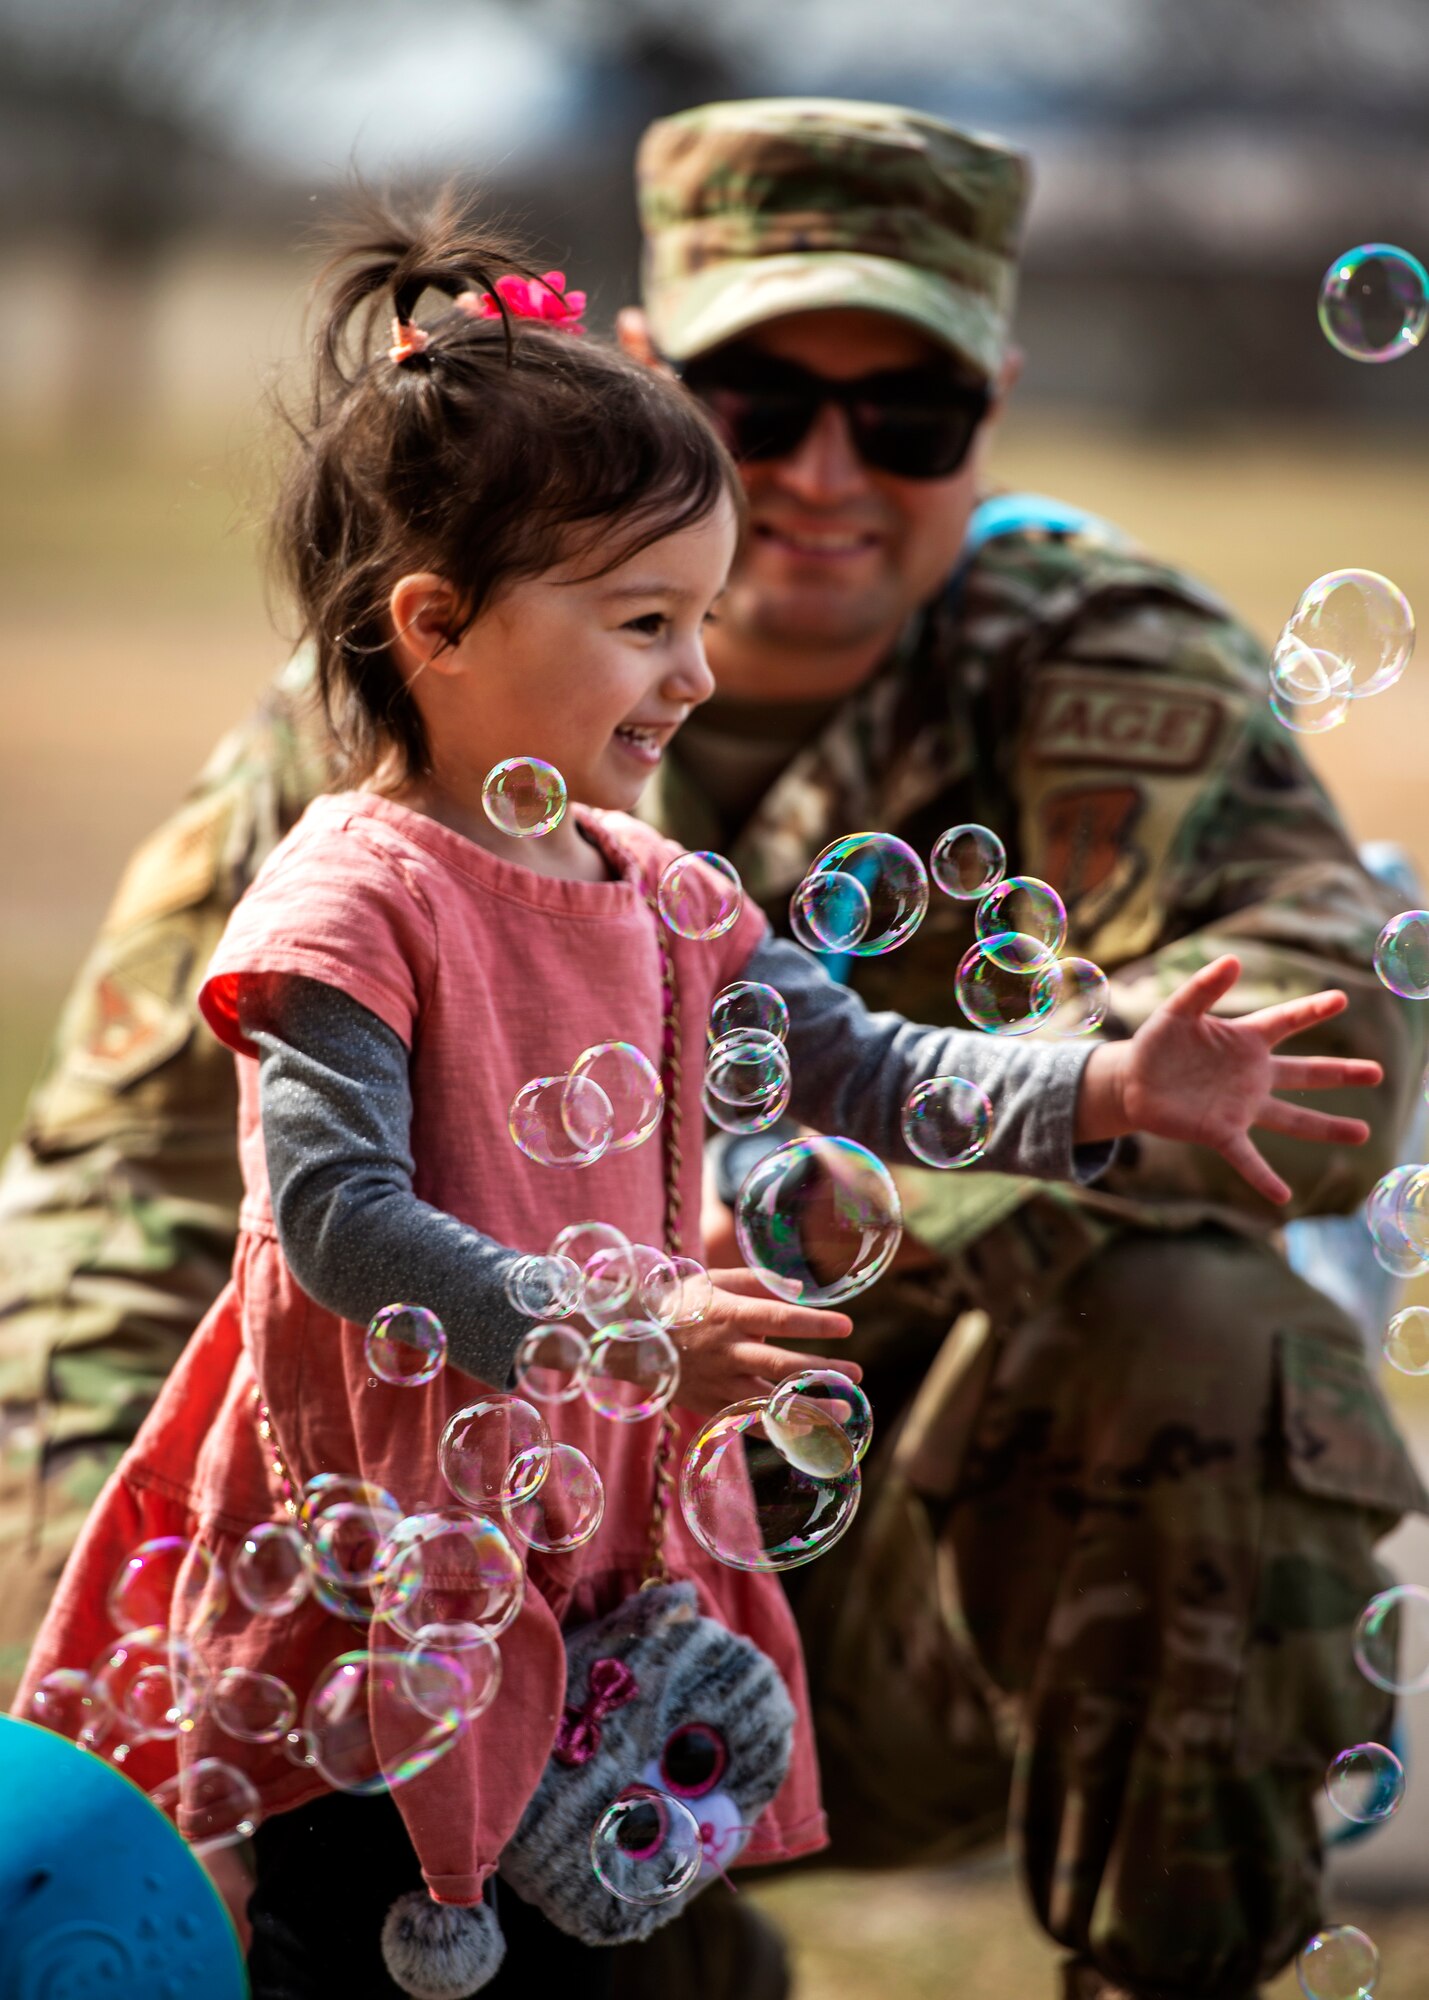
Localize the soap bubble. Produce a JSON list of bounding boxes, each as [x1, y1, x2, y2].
[[790, 870, 871, 953], [709, 982, 789, 1045], [802, 833, 928, 956], [440, 1396, 551, 1508], [1325, 1741, 1404, 1823], [702, 1074, 791, 1136], [1269, 636, 1354, 709], [901, 1074, 992, 1168], [505, 1254, 582, 1320], [1285, 569, 1414, 700], [1384, 1305, 1429, 1375], [1354, 1582, 1429, 1695], [657, 851, 743, 941], [705, 1029, 790, 1107], [401, 1625, 502, 1723], [955, 932, 1057, 1036], [481, 756, 567, 838], [1269, 663, 1352, 736], [148, 1759, 262, 1850], [232, 1521, 310, 1619], [311, 1501, 401, 1593], [584, 1243, 679, 1328], [301, 1475, 401, 1544], [25, 1668, 111, 1748], [585, 1323, 681, 1422], [502, 1442, 606, 1551], [975, 876, 1068, 955], [735, 1135, 902, 1306], [106, 1536, 226, 1638], [304, 1649, 464, 1796], [1297, 1924, 1379, 2000], [364, 1303, 448, 1387], [1374, 911, 1429, 998], [591, 1787, 703, 1906], [931, 823, 1006, 901], [514, 1324, 592, 1403], [373, 1510, 525, 1642], [570, 1042, 664, 1152], [549, 1220, 633, 1273], [1366, 1164, 1429, 1274], [1031, 956, 1112, 1037], [509, 1073, 614, 1168], [91, 1626, 208, 1739], [766, 1368, 873, 1470], [667, 1257, 714, 1327], [680, 1398, 862, 1571], [1318, 242, 1429, 364], [210, 1667, 298, 1745]]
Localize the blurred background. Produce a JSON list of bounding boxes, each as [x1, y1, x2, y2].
[[4, 0, 1429, 1990]]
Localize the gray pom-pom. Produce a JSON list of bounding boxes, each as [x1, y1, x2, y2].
[[380, 1891, 506, 1999]]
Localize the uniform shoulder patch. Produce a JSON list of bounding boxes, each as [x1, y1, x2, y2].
[[101, 790, 232, 937], [1026, 669, 1226, 773]]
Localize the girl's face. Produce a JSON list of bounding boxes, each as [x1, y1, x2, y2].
[[388, 495, 738, 833]]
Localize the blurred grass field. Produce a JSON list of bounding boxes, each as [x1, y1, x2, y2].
[[4, 411, 1429, 1995]]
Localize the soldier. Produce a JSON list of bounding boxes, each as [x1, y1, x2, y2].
[[1, 96, 1424, 2000]]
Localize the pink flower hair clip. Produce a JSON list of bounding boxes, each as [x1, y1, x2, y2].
[[388, 317, 431, 366], [456, 270, 587, 335]]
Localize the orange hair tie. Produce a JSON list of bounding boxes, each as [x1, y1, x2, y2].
[[388, 317, 431, 366]]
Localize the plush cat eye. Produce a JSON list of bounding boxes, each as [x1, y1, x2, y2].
[[659, 1721, 728, 1798]]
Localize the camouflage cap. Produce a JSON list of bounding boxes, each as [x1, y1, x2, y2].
[[636, 97, 1031, 379]]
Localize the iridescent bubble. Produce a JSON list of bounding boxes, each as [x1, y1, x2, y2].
[[1269, 672, 1352, 737], [505, 1253, 582, 1320], [705, 1030, 790, 1110], [91, 1626, 209, 1740], [304, 1650, 464, 1796], [509, 1073, 614, 1169], [1031, 956, 1112, 1037], [364, 1304, 448, 1387], [25, 1668, 111, 1749], [106, 1536, 226, 1638], [1269, 636, 1354, 709], [766, 1368, 873, 1471], [955, 932, 1057, 1036], [1385, 1163, 1429, 1260], [680, 1398, 862, 1572], [549, 1220, 633, 1274], [975, 876, 1068, 955], [1297, 1924, 1379, 2000], [301, 1475, 400, 1537], [210, 1667, 298, 1746], [667, 1257, 713, 1327], [1374, 911, 1429, 998], [401, 1624, 502, 1723], [481, 756, 567, 838], [789, 871, 872, 953], [900, 1074, 992, 1169], [1319, 242, 1429, 364], [657, 851, 743, 942], [585, 1323, 681, 1423], [583, 1243, 679, 1328], [1354, 1582, 1429, 1695], [514, 1324, 592, 1403], [803, 833, 928, 956], [1384, 1305, 1429, 1375], [1286, 569, 1415, 700], [590, 1787, 702, 1906], [708, 982, 789, 1045], [931, 824, 1006, 901], [701, 1073, 791, 1136], [148, 1759, 262, 1850], [373, 1510, 525, 1643], [231, 1521, 311, 1619], [1325, 1741, 1404, 1824], [311, 1501, 400, 1594], [735, 1136, 902, 1306], [570, 1042, 664, 1152], [502, 1442, 606, 1552], [439, 1396, 551, 1508]]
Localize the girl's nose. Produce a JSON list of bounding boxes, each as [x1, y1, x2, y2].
[[663, 637, 717, 708]]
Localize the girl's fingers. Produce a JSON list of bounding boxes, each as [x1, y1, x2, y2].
[[1268, 1055, 1384, 1092], [708, 1278, 856, 1343], [730, 1341, 861, 1386], [1243, 988, 1349, 1047], [1160, 954, 1242, 1018], [1218, 1130, 1292, 1206], [1254, 1098, 1371, 1146]]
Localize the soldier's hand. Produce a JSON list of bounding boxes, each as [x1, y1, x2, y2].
[[668, 1267, 858, 1417], [1076, 954, 1383, 1206]]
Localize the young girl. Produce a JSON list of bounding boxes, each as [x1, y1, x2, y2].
[[14, 197, 1381, 1998]]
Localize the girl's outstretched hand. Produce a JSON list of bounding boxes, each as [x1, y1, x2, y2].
[[1076, 954, 1383, 1206], [667, 1267, 857, 1418]]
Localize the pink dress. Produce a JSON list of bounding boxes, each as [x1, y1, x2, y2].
[[15, 793, 825, 1903]]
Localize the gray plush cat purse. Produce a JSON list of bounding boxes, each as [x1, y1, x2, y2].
[[381, 1582, 796, 1997]]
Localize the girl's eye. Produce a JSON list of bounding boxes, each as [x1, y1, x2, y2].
[[624, 612, 667, 636], [658, 1722, 728, 1798]]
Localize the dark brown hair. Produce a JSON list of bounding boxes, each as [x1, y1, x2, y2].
[[271, 187, 740, 780]]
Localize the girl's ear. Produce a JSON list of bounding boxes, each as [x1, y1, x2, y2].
[[388, 573, 466, 679]]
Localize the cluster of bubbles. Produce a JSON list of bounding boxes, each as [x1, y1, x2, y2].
[[508, 1040, 665, 1170], [1267, 569, 1415, 738], [702, 981, 792, 1135]]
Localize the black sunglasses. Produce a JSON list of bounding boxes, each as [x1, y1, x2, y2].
[[678, 348, 993, 481]]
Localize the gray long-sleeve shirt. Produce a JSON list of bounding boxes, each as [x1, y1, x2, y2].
[[238, 935, 1110, 1389]]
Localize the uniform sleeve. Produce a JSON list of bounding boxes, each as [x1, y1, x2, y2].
[[239, 976, 529, 1389], [1015, 586, 1427, 1224]]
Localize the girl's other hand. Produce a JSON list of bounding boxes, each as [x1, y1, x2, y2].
[[1077, 954, 1383, 1206], [669, 1266, 857, 1418]]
